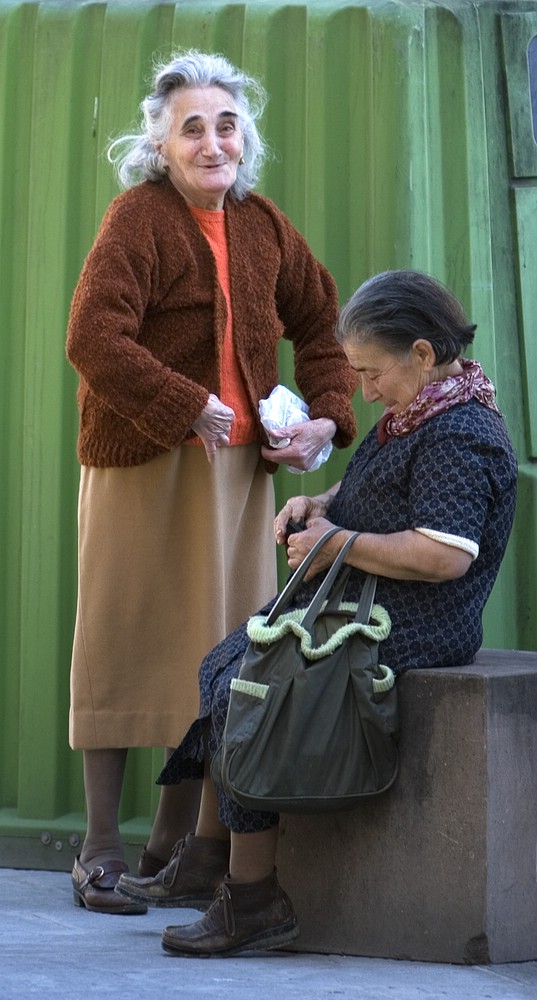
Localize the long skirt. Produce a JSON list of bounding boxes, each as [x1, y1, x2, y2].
[[69, 443, 277, 749], [157, 617, 280, 834]]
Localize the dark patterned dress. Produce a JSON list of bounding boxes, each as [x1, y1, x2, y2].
[[159, 398, 517, 832]]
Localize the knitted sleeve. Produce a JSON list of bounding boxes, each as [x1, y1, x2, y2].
[[66, 194, 209, 449], [263, 201, 359, 448]]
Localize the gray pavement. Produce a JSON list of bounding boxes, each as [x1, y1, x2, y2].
[[1, 868, 537, 1000]]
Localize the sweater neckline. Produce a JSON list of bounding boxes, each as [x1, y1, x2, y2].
[[188, 204, 225, 227]]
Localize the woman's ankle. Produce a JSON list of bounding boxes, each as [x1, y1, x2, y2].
[[79, 846, 125, 867]]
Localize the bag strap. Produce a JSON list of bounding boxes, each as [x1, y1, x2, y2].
[[266, 527, 378, 634], [353, 573, 377, 625], [300, 531, 360, 634], [266, 526, 342, 625], [324, 565, 377, 625], [324, 564, 352, 612]]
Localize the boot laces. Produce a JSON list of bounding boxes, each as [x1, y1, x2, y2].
[[161, 839, 186, 888], [206, 882, 235, 938]]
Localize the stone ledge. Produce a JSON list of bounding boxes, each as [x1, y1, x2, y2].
[[277, 649, 537, 964]]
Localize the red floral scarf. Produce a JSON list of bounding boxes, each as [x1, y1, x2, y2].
[[377, 358, 500, 445]]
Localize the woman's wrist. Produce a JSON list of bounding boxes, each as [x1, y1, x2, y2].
[[337, 529, 355, 562], [313, 484, 338, 511], [314, 417, 337, 441]]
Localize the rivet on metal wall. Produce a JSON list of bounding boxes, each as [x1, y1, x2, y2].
[[68, 833, 80, 848], [41, 832, 51, 846], [54, 840, 63, 851]]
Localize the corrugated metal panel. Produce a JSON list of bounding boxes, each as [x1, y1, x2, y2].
[[0, 0, 534, 864]]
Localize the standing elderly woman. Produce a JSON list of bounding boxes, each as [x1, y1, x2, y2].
[[66, 49, 357, 914], [116, 269, 517, 953]]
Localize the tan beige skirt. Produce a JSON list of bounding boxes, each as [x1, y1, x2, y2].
[[69, 444, 277, 749]]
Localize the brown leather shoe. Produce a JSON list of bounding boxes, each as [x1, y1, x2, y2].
[[115, 834, 229, 909], [72, 856, 147, 914], [161, 870, 299, 956], [138, 845, 168, 878]]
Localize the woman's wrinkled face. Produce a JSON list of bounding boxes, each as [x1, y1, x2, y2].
[[156, 86, 244, 210], [343, 337, 428, 414]]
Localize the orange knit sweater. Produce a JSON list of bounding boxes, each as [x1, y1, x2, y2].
[[188, 205, 257, 446]]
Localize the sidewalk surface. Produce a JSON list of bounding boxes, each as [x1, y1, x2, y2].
[[2, 868, 537, 1000]]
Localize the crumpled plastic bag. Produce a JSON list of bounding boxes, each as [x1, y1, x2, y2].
[[258, 384, 333, 474]]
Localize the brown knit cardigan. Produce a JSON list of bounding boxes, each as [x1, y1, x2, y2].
[[66, 178, 358, 468]]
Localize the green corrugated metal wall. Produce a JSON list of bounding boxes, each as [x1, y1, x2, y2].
[[1, 0, 535, 868]]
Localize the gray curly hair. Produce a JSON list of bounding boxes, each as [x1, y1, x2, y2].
[[107, 49, 270, 199]]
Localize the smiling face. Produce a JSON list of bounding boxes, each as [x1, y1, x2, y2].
[[343, 337, 437, 414], [156, 86, 244, 210]]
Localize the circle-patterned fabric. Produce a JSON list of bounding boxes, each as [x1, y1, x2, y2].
[[159, 398, 517, 831]]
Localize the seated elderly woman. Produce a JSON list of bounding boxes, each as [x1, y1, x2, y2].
[[115, 269, 517, 956]]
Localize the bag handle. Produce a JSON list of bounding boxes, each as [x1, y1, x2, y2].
[[353, 572, 377, 625], [304, 532, 377, 625], [266, 527, 377, 634], [324, 564, 352, 612], [300, 531, 360, 633], [324, 565, 377, 625], [266, 526, 343, 625]]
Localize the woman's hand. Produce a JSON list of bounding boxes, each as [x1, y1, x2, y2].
[[261, 417, 336, 471], [192, 394, 235, 463], [284, 517, 351, 581], [274, 491, 336, 546]]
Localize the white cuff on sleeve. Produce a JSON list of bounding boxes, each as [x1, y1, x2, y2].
[[415, 527, 479, 561]]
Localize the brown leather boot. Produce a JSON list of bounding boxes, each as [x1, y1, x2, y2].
[[114, 834, 229, 909], [137, 845, 168, 878], [161, 870, 299, 956]]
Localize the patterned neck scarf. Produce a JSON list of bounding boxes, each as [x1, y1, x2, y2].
[[377, 358, 500, 445]]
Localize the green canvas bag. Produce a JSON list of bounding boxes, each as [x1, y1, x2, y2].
[[211, 528, 399, 813]]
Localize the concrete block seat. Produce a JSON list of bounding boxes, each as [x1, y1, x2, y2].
[[276, 649, 537, 965]]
